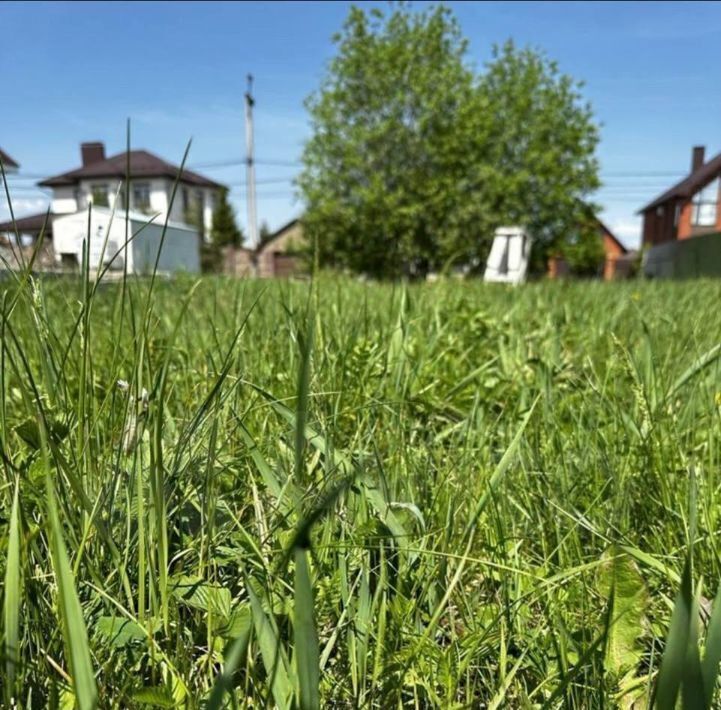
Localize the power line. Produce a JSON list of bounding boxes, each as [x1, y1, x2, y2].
[[599, 171, 686, 177], [188, 158, 302, 169]]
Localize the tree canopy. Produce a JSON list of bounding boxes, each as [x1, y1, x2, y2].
[[298, 3, 601, 277]]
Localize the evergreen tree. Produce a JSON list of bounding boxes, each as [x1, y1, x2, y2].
[[258, 220, 272, 246], [210, 188, 242, 248], [202, 188, 243, 273]]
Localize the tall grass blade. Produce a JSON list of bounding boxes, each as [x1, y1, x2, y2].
[[205, 627, 252, 710], [4, 482, 22, 703], [46, 473, 98, 710], [246, 578, 292, 709], [294, 546, 320, 710], [701, 584, 721, 707], [655, 556, 694, 709]]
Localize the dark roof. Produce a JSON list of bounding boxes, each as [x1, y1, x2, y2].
[[0, 211, 53, 235], [0, 149, 19, 169], [639, 151, 721, 213], [38, 149, 223, 189], [596, 218, 628, 254]]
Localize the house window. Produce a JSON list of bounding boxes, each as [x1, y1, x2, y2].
[[132, 182, 152, 213], [691, 178, 719, 226], [674, 204, 680, 227], [91, 184, 109, 207], [656, 206, 664, 218], [182, 187, 193, 223], [181, 187, 205, 235], [195, 190, 205, 237]]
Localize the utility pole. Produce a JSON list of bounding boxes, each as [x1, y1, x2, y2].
[[244, 74, 258, 248]]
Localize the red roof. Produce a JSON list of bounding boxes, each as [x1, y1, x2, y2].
[[38, 149, 222, 189], [0, 149, 19, 169], [639, 151, 721, 213]]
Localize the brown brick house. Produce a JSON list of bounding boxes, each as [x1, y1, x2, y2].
[[599, 220, 634, 280], [640, 145, 721, 246], [547, 217, 634, 280], [256, 218, 306, 278], [222, 244, 255, 277]]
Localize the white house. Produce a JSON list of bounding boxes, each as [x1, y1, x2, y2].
[[39, 142, 223, 237], [52, 208, 200, 274], [0, 141, 225, 271]]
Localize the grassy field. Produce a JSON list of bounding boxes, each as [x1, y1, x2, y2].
[[1, 271, 721, 708]]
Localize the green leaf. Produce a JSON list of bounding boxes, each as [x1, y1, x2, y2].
[[596, 547, 647, 677], [131, 686, 177, 707], [4, 483, 21, 703], [170, 575, 231, 618], [681, 582, 705, 710], [246, 577, 293, 710], [205, 625, 252, 710], [216, 603, 252, 640], [15, 417, 68, 449], [294, 547, 320, 710], [95, 616, 158, 648], [46, 473, 98, 710], [655, 556, 694, 710], [701, 583, 721, 707]]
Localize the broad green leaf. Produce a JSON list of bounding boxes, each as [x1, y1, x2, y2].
[[95, 615, 158, 648], [170, 575, 231, 618], [596, 548, 647, 677], [132, 686, 177, 707]]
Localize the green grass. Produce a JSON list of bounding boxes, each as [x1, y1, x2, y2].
[[1, 268, 721, 707]]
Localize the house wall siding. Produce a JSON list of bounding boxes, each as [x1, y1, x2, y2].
[[52, 210, 200, 274], [642, 202, 681, 246], [222, 246, 255, 277], [51, 186, 79, 214], [51, 179, 216, 236]]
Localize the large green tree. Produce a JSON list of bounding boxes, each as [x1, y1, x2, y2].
[[298, 3, 600, 277], [477, 41, 601, 271]]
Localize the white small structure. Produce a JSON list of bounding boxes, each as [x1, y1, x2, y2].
[[484, 226, 533, 284], [52, 208, 200, 274]]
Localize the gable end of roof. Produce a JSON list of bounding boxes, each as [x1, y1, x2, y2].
[[639, 151, 721, 214]]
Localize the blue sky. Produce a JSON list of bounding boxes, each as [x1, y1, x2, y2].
[[2, 0, 721, 248]]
